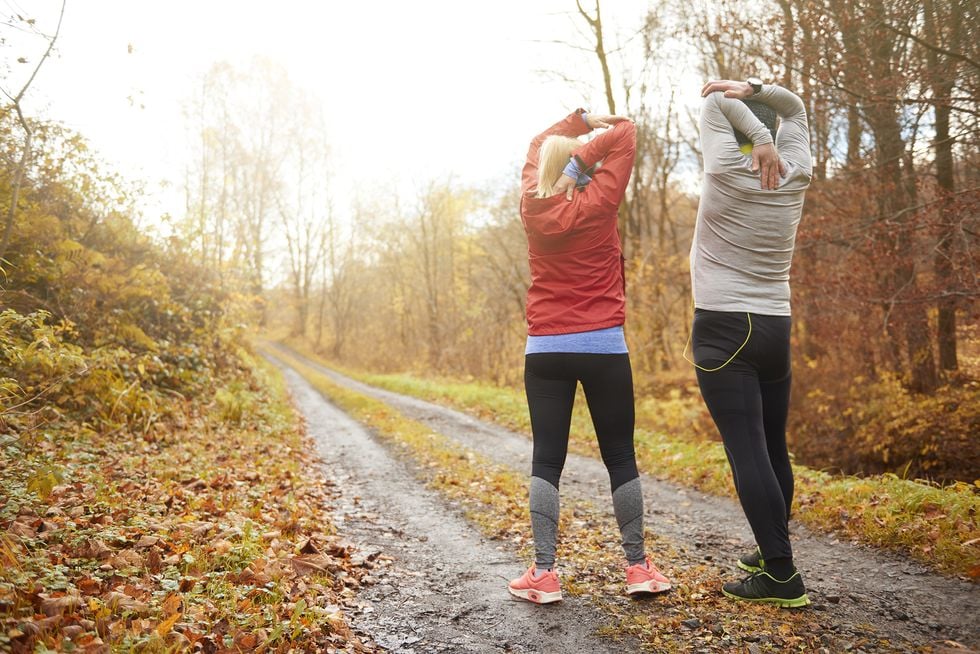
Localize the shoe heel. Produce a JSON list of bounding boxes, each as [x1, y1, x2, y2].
[[508, 586, 563, 604]]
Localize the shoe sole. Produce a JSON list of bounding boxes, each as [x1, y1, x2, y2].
[[508, 586, 563, 604], [627, 580, 672, 595], [722, 588, 811, 608], [736, 560, 763, 573]]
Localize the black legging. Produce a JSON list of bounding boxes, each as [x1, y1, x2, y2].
[[524, 353, 638, 492], [692, 309, 795, 561]]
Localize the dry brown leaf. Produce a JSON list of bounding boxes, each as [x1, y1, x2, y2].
[[77, 539, 113, 560], [146, 547, 163, 573], [289, 554, 334, 577], [62, 624, 84, 639], [234, 631, 259, 650], [298, 538, 320, 554], [40, 594, 81, 616], [102, 591, 150, 615], [77, 577, 102, 595], [134, 535, 158, 548], [8, 520, 36, 539]]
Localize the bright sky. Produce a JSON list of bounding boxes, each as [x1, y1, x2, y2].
[[4, 0, 697, 228]]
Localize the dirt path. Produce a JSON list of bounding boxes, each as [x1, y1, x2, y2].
[[271, 359, 636, 653], [270, 344, 980, 652]]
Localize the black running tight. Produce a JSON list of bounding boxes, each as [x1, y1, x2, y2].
[[692, 309, 795, 561], [524, 353, 639, 492]]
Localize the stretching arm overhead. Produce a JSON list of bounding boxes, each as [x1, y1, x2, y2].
[[521, 110, 591, 197], [701, 79, 810, 188], [751, 84, 811, 174], [699, 92, 772, 174], [570, 120, 636, 217]]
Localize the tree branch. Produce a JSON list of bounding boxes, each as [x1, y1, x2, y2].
[[882, 20, 980, 72], [0, 0, 67, 263]]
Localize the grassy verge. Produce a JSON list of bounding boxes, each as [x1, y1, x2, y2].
[[267, 345, 899, 653], [283, 340, 980, 581], [0, 352, 377, 653]]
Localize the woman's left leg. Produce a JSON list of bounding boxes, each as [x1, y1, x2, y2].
[[577, 353, 645, 564]]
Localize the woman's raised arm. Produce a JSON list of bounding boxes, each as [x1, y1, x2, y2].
[[521, 110, 592, 196]]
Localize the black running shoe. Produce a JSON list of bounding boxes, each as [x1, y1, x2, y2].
[[737, 548, 764, 573], [722, 571, 810, 608]]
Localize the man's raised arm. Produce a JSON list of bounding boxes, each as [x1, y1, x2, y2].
[[751, 84, 811, 176]]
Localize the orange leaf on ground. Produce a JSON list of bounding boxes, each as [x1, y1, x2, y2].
[[155, 611, 181, 637], [161, 592, 181, 616]]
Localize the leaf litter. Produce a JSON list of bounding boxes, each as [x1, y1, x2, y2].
[[0, 359, 382, 653]]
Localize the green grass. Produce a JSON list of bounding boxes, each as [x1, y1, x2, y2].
[[282, 340, 980, 581]]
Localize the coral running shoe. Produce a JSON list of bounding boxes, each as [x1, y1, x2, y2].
[[625, 557, 672, 595], [508, 565, 563, 604]]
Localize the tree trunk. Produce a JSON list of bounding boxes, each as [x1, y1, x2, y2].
[[924, 0, 961, 372]]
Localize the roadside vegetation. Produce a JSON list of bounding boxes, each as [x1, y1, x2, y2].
[[0, 109, 376, 652]]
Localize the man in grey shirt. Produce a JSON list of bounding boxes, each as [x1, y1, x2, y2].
[[689, 79, 812, 607]]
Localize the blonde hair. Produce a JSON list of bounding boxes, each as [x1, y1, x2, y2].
[[536, 135, 583, 198]]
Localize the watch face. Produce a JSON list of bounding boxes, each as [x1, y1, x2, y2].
[[747, 77, 763, 86]]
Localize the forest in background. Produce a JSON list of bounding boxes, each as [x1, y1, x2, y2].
[[185, 0, 980, 480], [3, 0, 978, 482]]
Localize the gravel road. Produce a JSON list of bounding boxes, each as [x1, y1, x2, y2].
[[268, 345, 979, 653]]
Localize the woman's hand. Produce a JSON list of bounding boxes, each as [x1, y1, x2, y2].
[[586, 114, 630, 129], [554, 174, 576, 201], [701, 80, 754, 99]]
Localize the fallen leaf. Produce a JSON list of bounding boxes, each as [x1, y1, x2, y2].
[[155, 611, 181, 637], [289, 554, 334, 577], [134, 535, 158, 548]]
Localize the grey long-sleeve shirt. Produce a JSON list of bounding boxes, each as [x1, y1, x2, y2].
[[690, 85, 812, 315]]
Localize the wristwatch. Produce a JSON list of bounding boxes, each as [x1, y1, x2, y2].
[[746, 77, 764, 95]]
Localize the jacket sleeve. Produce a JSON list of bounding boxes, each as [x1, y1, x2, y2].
[[572, 120, 636, 217], [521, 110, 592, 196]]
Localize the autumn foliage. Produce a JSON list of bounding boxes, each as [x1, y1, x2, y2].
[[248, 1, 979, 483], [0, 109, 377, 651]]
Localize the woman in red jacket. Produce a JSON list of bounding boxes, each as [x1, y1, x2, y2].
[[507, 110, 672, 604]]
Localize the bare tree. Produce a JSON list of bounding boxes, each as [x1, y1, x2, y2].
[[277, 92, 331, 336], [0, 1, 66, 263]]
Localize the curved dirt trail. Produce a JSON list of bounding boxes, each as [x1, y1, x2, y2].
[[271, 359, 636, 653], [270, 344, 980, 652]]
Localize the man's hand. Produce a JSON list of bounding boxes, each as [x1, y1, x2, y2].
[[701, 80, 754, 99], [554, 174, 576, 201], [751, 143, 787, 190], [586, 114, 630, 130]]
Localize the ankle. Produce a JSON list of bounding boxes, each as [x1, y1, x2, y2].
[[765, 556, 796, 580]]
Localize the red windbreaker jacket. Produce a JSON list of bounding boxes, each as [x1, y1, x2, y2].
[[520, 111, 636, 335]]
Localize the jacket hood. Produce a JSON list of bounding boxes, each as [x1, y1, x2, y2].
[[521, 193, 582, 240]]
